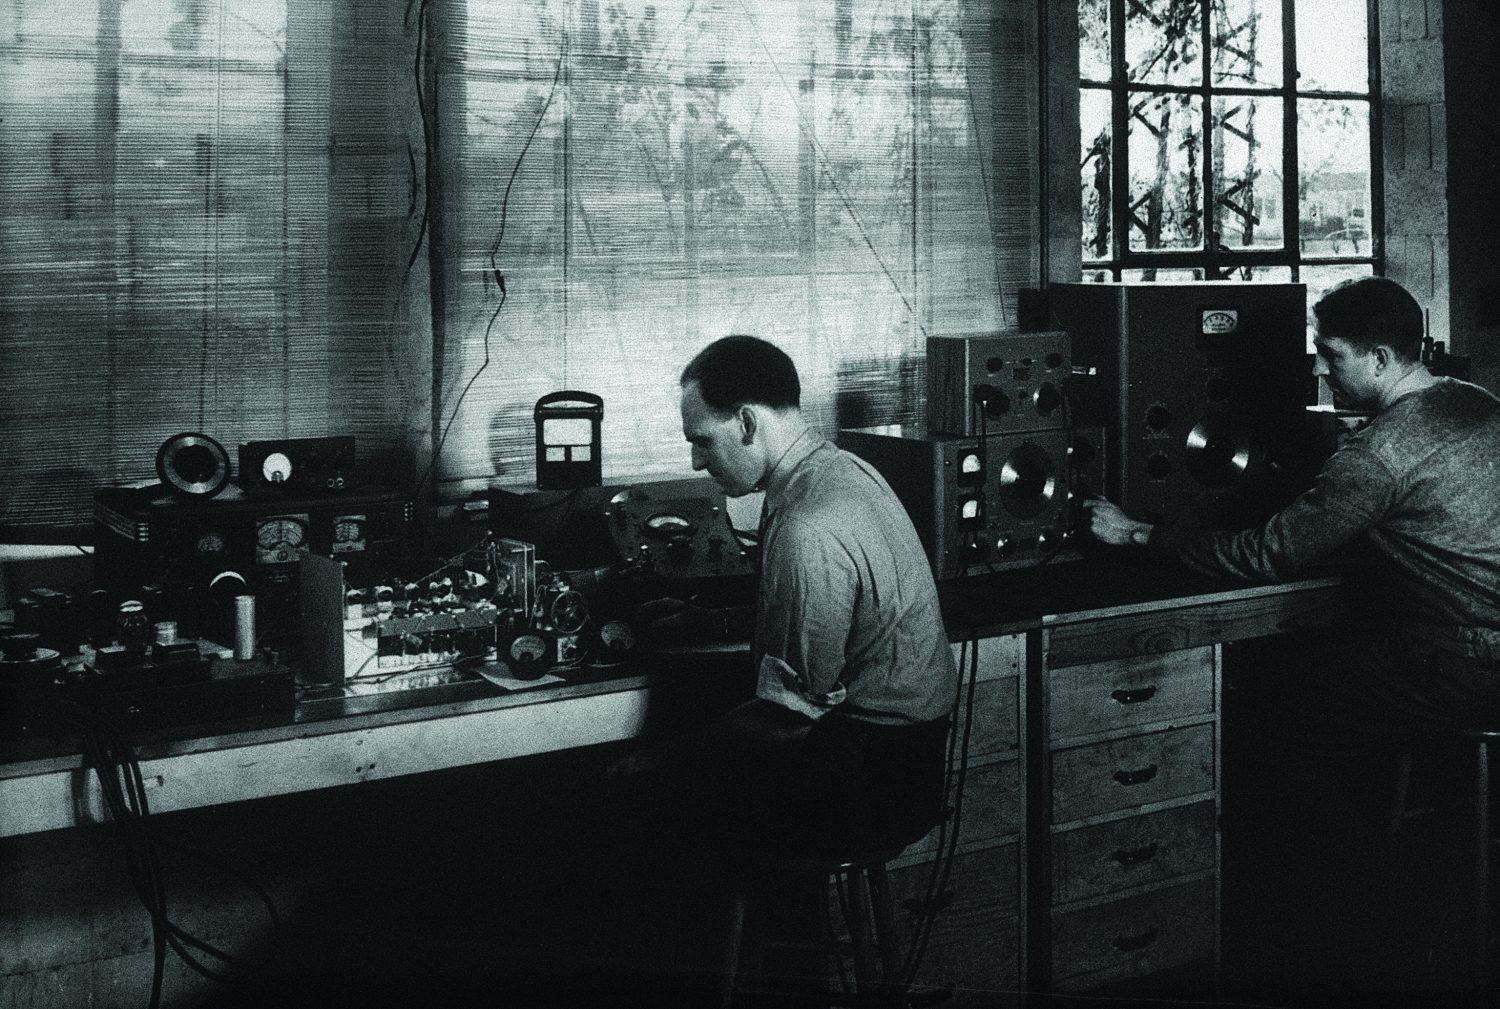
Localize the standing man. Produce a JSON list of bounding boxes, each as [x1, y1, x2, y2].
[[635, 334, 958, 856]]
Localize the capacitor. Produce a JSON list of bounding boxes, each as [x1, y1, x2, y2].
[[153, 621, 178, 646], [234, 595, 256, 660]]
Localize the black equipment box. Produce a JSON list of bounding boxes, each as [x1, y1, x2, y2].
[[837, 424, 1079, 579], [926, 330, 1071, 437], [238, 436, 358, 496], [63, 649, 294, 736], [1021, 282, 1322, 528], [93, 483, 414, 648]]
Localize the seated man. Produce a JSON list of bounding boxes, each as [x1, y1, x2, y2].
[[1086, 276, 1500, 992], [626, 334, 958, 858], [1086, 276, 1500, 752]]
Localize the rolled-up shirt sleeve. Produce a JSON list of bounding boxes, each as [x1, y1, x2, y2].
[[1148, 444, 1398, 581], [755, 518, 855, 719]]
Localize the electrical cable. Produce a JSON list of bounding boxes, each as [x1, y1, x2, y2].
[[414, 53, 564, 498], [900, 626, 984, 989], [60, 693, 283, 1007], [901, 627, 980, 989]]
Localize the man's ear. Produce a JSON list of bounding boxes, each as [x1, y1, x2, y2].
[[1372, 344, 1392, 373], [736, 404, 758, 445]]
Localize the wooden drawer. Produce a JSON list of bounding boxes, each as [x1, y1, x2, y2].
[[1047, 647, 1214, 741], [950, 634, 1023, 682], [888, 845, 1021, 1009], [964, 675, 1019, 760], [1051, 877, 1215, 991], [907, 759, 1021, 858], [1050, 724, 1214, 824], [1051, 800, 1217, 905]]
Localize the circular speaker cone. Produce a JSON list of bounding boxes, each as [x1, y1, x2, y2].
[[1184, 416, 1252, 489], [997, 443, 1058, 520], [157, 432, 231, 497]]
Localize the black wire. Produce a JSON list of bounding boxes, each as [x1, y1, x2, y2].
[[64, 696, 281, 1005], [414, 54, 565, 499], [903, 628, 979, 987]]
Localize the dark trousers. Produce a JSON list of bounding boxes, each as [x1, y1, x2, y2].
[[1226, 621, 1500, 1002]]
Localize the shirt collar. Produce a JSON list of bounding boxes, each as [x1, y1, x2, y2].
[[759, 427, 823, 503]]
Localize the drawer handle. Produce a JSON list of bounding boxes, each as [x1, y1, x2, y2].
[[1109, 842, 1159, 867], [1112, 764, 1159, 786], [1112, 927, 1159, 953], [1110, 685, 1158, 705]]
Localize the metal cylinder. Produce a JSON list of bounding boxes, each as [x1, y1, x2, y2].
[[234, 595, 256, 660], [153, 621, 178, 646]]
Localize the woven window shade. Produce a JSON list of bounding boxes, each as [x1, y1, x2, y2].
[[430, 0, 1039, 492], [0, 0, 424, 540]]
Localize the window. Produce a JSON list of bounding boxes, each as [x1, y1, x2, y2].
[[0, 1, 418, 539], [431, 0, 1037, 492], [1077, 0, 1378, 303]]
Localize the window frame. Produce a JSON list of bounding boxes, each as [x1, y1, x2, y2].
[[1079, 0, 1383, 282]]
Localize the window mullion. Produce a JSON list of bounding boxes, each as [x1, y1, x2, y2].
[[1364, 0, 1384, 271], [1109, 0, 1128, 277], [1282, 0, 1299, 278], [1201, 0, 1215, 277]]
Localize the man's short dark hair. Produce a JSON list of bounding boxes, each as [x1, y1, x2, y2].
[[1313, 277, 1425, 362], [680, 334, 801, 413]]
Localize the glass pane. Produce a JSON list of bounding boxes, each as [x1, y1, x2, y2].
[[1127, 92, 1204, 252], [1212, 0, 1282, 87], [1301, 263, 1374, 350], [1126, 0, 1201, 86], [1295, 0, 1368, 92], [1080, 88, 1112, 262], [1121, 267, 1204, 282], [1298, 99, 1371, 258], [1221, 263, 1290, 282], [1212, 96, 1283, 250], [1079, 0, 1111, 83]]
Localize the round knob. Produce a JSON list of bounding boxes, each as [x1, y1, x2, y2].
[[1034, 382, 1062, 416], [994, 535, 1015, 556], [1145, 403, 1173, 432]]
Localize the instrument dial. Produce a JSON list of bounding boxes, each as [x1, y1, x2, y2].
[[255, 515, 308, 564], [195, 531, 227, 557], [597, 620, 638, 661], [645, 513, 694, 538], [548, 589, 589, 634], [261, 451, 294, 484]]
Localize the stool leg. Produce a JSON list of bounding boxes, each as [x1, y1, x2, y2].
[[846, 869, 880, 997], [721, 890, 748, 1009], [1474, 739, 1490, 1001], [867, 861, 902, 984], [1387, 749, 1414, 838]]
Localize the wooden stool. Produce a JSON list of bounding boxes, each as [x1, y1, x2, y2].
[[720, 847, 908, 1009]]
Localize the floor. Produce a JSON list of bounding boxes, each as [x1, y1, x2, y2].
[[173, 721, 1491, 1009]]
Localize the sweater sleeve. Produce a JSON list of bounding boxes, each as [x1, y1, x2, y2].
[[1146, 443, 1398, 581]]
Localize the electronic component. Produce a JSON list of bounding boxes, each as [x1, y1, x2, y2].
[[237, 436, 358, 496], [56, 642, 293, 736], [926, 331, 1071, 437], [837, 425, 1077, 579], [534, 391, 603, 490], [602, 496, 756, 585], [93, 483, 414, 652], [156, 432, 232, 498], [1023, 282, 1321, 528]]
